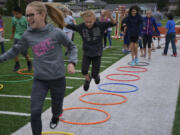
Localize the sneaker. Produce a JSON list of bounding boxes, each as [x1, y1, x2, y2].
[[65, 51, 68, 56], [162, 53, 167, 56], [157, 46, 161, 49], [171, 53, 177, 57], [131, 60, 135, 66], [27, 61, 32, 71], [94, 75, 100, 84], [83, 78, 91, 91], [135, 57, 139, 65], [13, 62, 20, 72], [49, 114, 62, 129]]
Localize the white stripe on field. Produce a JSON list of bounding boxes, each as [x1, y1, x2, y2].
[[66, 76, 84, 80], [64, 60, 111, 63], [102, 56, 117, 59], [0, 94, 51, 100], [107, 54, 123, 56], [0, 111, 30, 116]]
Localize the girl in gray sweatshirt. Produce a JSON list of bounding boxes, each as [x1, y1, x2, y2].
[[0, 2, 77, 135]]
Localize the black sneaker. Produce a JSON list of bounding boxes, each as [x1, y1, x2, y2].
[[94, 75, 100, 84], [83, 78, 91, 91], [50, 116, 59, 129], [13, 62, 20, 72], [27, 61, 32, 71]]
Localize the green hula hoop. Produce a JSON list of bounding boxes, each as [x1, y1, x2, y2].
[[0, 74, 33, 83], [0, 84, 3, 90]]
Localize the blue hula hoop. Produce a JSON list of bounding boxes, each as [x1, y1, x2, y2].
[[98, 82, 139, 93]]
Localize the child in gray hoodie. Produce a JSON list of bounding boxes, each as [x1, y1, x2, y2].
[[0, 2, 77, 135]]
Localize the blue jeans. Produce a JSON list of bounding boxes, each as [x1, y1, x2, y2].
[[164, 33, 177, 55], [107, 30, 112, 46], [0, 42, 5, 54]]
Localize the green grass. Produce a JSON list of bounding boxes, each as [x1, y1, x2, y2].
[[0, 16, 125, 134], [172, 85, 180, 135]]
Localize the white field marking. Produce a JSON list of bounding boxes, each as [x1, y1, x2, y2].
[[64, 59, 111, 63], [102, 56, 118, 59], [175, 19, 180, 24], [66, 76, 84, 80], [0, 111, 30, 116], [75, 70, 81, 72], [107, 53, 123, 56], [0, 94, 51, 100], [20, 57, 33, 60]]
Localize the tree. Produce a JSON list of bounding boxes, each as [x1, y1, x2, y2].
[[176, 0, 180, 16], [4, 0, 28, 16]]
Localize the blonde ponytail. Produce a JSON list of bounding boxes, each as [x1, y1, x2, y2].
[[45, 3, 64, 29]]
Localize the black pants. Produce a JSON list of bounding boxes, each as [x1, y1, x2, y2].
[[31, 77, 66, 135], [143, 34, 152, 48], [103, 32, 107, 48], [81, 55, 101, 78]]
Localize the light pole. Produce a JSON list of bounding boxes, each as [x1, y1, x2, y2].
[[18, 0, 20, 7]]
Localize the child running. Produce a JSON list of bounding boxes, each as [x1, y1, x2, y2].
[[0, 1, 77, 135], [11, 7, 32, 71], [142, 10, 160, 60], [0, 14, 5, 54], [65, 10, 116, 91], [124, 5, 143, 66], [162, 12, 177, 57]]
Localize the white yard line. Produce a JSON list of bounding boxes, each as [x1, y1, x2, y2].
[[64, 59, 112, 63], [175, 19, 180, 24], [107, 54, 123, 56], [102, 56, 118, 59], [0, 111, 30, 116], [66, 76, 84, 80]]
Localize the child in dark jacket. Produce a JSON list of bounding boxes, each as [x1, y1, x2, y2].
[[66, 10, 116, 91], [124, 5, 143, 66], [142, 10, 160, 59]]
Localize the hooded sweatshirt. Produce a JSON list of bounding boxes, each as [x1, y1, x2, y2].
[[66, 21, 116, 57], [0, 24, 77, 80], [125, 14, 143, 37]]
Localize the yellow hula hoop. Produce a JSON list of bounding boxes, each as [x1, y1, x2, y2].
[[0, 84, 3, 90], [42, 131, 75, 135]]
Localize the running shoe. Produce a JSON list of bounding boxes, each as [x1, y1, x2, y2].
[[135, 57, 139, 65], [83, 77, 91, 91], [50, 113, 63, 129], [94, 75, 100, 84], [131, 60, 135, 66]]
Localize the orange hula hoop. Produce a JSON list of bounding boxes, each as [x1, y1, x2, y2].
[[17, 68, 33, 75], [60, 107, 111, 125], [79, 92, 128, 106]]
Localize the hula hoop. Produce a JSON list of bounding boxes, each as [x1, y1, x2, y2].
[[128, 62, 149, 66], [0, 84, 3, 90], [17, 68, 33, 75], [98, 82, 139, 93], [42, 131, 75, 135], [60, 107, 110, 125], [79, 92, 128, 105], [117, 66, 148, 73], [0, 74, 33, 83], [106, 73, 140, 82]]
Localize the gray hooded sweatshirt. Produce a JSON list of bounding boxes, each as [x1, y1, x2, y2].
[[0, 24, 77, 80]]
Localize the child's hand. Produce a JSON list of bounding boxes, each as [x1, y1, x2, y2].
[[67, 63, 75, 74]]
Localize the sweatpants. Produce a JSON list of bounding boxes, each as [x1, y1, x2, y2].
[[81, 55, 101, 78], [31, 77, 66, 135]]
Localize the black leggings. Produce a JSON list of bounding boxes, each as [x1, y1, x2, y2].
[[81, 55, 101, 78], [31, 77, 66, 135], [143, 34, 152, 48]]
